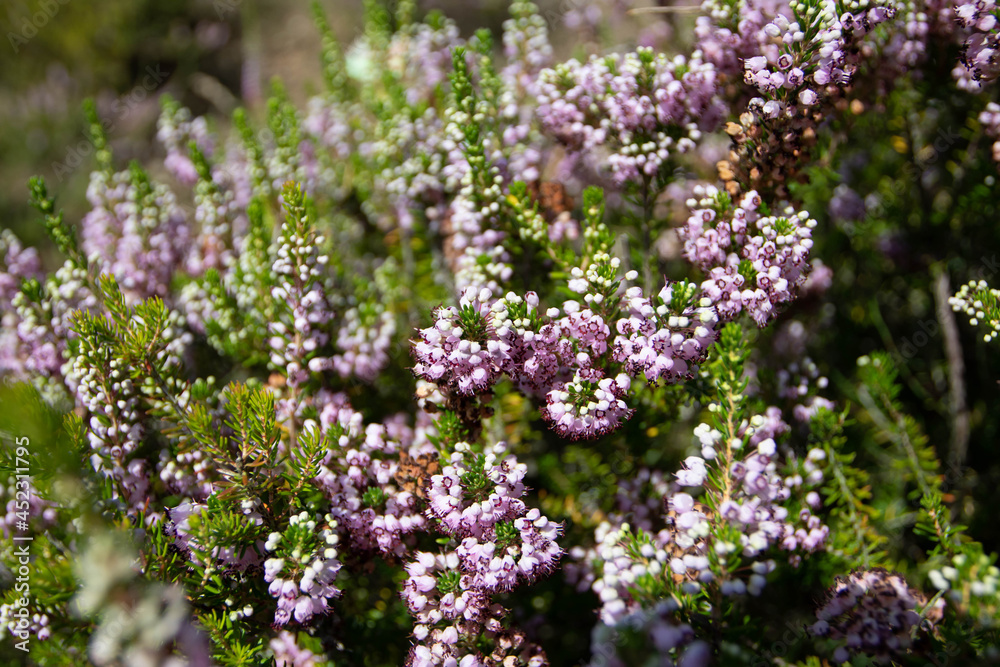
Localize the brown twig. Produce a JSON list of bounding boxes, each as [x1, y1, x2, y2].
[[933, 265, 970, 475]]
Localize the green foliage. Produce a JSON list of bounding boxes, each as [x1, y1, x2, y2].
[[199, 610, 272, 667], [28, 177, 82, 267], [312, 1, 353, 101], [810, 406, 885, 570], [854, 353, 943, 503], [83, 99, 113, 175]]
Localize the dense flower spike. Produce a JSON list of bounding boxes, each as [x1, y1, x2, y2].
[[613, 281, 718, 385], [573, 389, 828, 627], [0, 230, 40, 310], [680, 184, 815, 325], [6, 269, 92, 398], [542, 372, 633, 439], [81, 166, 190, 301], [161, 110, 252, 277], [537, 48, 724, 185], [157, 98, 215, 187], [269, 183, 334, 388], [809, 569, 944, 664], [457, 507, 562, 592], [415, 284, 635, 436], [425, 442, 529, 539], [402, 551, 488, 628], [263, 512, 343, 626], [0, 229, 47, 383], [356, 18, 464, 230], [66, 279, 191, 512], [713, 0, 898, 197], [502, 2, 553, 97], [695, 0, 770, 77], [412, 287, 504, 396], [312, 398, 428, 557], [402, 441, 558, 665]]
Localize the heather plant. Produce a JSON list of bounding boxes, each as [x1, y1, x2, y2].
[[3, 1, 1000, 666]]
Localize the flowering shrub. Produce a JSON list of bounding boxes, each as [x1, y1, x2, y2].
[[4, 0, 1000, 665]]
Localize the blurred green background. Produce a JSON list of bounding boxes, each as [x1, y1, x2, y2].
[[1, 0, 332, 256]]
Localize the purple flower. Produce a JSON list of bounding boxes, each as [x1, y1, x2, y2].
[[412, 287, 503, 396], [537, 49, 724, 185], [613, 283, 718, 386], [542, 372, 633, 440], [810, 569, 944, 664]]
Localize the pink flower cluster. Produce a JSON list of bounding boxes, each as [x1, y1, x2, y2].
[[696, 1, 899, 197], [401, 550, 490, 636], [314, 395, 428, 557], [81, 168, 190, 302], [680, 184, 815, 326], [536, 48, 724, 185], [695, 0, 771, 77], [0, 229, 53, 383], [456, 506, 562, 592], [809, 568, 944, 664], [156, 105, 252, 276], [269, 204, 334, 389], [613, 282, 719, 385], [403, 441, 560, 666], [156, 101, 214, 187], [574, 409, 828, 625], [541, 372, 633, 440], [0, 230, 40, 310], [415, 281, 727, 439], [491, 292, 611, 397], [670, 432, 827, 556], [741, 5, 898, 117], [425, 443, 530, 539], [412, 288, 503, 396], [262, 512, 343, 626], [66, 303, 189, 512]]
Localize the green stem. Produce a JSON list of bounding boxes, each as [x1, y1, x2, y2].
[[825, 440, 874, 568]]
